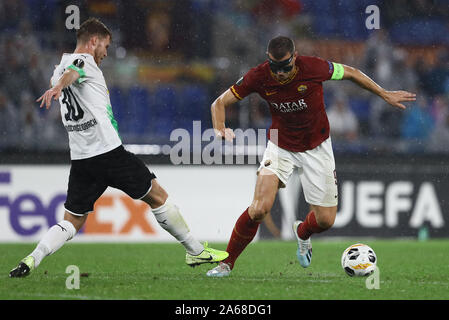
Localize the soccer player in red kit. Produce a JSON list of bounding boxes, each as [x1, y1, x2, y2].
[[207, 36, 416, 277]]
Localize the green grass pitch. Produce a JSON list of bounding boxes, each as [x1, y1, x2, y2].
[[1, 240, 449, 300]]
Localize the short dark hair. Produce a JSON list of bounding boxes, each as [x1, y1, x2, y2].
[[267, 36, 295, 60], [76, 17, 112, 43]]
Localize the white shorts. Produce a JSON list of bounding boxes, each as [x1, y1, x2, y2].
[[257, 137, 338, 207]]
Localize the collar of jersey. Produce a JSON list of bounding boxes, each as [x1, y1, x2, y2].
[[269, 64, 298, 85], [64, 52, 94, 59]]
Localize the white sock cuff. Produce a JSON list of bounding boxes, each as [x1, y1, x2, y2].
[[57, 220, 77, 240], [151, 198, 171, 215]]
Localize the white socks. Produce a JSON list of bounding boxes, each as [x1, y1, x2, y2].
[[27, 201, 203, 268], [30, 220, 76, 268], [152, 200, 204, 255]]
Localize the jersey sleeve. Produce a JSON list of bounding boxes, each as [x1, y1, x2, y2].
[[302, 56, 344, 82], [66, 58, 87, 84], [229, 69, 258, 100]]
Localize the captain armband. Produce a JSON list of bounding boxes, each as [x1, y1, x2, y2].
[[331, 62, 344, 80]]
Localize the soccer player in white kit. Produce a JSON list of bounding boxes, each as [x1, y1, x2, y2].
[[9, 18, 228, 278]]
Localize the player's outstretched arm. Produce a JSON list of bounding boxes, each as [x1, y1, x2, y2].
[[342, 65, 416, 109], [211, 88, 239, 141], [36, 68, 80, 109]]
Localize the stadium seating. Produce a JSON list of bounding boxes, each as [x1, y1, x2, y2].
[[127, 85, 152, 136], [390, 19, 448, 45], [177, 85, 210, 132], [152, 85, 178, 136], [349, 97, 371, 135], [109, 86, 127, 132]]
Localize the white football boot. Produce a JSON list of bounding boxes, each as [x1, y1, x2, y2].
[[293, 220, 312, 268], [206, 262, 231, 277]]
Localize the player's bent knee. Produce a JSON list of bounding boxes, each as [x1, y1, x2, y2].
[[317, 216, 335, 230], [142, 180, 168, 208], [249, 203, 271, 222], [311, 204, 336, 229], [314, 207, 336, 230], [63, 211, 87, 233], [249, 210, 267, 222]]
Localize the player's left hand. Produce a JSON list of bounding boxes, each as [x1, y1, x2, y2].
[[381, 90, 416, 110]]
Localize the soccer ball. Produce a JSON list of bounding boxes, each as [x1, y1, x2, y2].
[[341, 243, 377, 277]]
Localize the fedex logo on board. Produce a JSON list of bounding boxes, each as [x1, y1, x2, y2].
[[0, 172, 156, 237]]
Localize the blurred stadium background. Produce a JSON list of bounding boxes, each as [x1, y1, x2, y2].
[[0, 0, 448, 243]]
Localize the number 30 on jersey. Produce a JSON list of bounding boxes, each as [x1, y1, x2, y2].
[[62, 87, 84, 121]]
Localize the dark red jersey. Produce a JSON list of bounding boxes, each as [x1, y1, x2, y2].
[[230, 56, 336, 152]]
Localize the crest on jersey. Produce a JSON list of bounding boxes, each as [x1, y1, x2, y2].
[[297, 85, 307, 93], [72, 58, 85, 69], [236, 76, 243, 86]]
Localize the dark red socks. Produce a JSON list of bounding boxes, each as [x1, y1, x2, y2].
[[296, 211, 328, 240], [224, 208, 260, 270]]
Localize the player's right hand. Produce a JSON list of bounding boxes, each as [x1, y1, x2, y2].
[[36, 86, 62, 109], [215, 128, 235, 141]]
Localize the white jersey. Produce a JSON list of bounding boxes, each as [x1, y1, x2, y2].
[[51, 53, 121, 160]]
